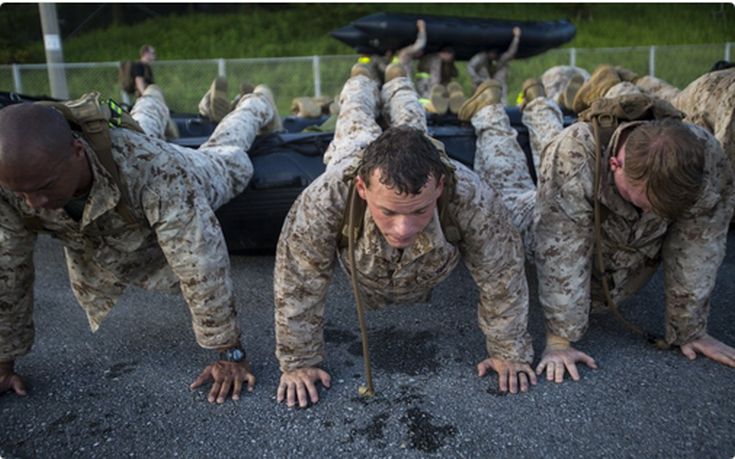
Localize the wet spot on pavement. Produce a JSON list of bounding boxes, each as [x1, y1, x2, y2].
[[400, 407, 457, 453]]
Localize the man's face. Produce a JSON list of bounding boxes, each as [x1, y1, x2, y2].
[[355, 169, 444, 249], [610, 142, 652, 212], [0, 140, 88, 210]]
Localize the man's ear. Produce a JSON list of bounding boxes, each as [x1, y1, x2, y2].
[[609, 155, 622, 172], [355, 175, 368, 200], [71, 138, 86, 160]]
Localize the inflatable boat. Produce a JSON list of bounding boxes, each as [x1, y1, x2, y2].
[[331, 12, 577, 61], [0, 91, 573, 253]]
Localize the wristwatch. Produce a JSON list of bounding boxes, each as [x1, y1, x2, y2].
[[219, 346, 247, 363]]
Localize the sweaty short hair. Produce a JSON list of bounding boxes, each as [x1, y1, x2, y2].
[[623, 120, 705, 220], [358, 126, 450, 195]]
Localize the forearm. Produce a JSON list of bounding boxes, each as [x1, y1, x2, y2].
[[0, 213, 37, 362], [397, 26, 426, 64], [135, 76, 147, 95], [499, 34, 521, 65], [151, 192, 241, 349], [273, 245, 332, 372]]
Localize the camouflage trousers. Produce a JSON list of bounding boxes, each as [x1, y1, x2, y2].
[[471, 97, 563, 257], [130, 85, 171, 139], [324, 75, 425, 171], [134, 85, 275, 209], [541, 65, 590, 105]]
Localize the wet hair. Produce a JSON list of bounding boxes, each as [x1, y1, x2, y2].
[[358, 126, 450, 195], [709, 60, 734, 72], [623, 119, 705, 220]]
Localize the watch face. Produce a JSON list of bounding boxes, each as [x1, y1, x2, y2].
[[230, 348, 244, 361]]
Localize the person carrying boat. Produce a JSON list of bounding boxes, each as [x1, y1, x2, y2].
[[458, 75, 735, 384], [0, 82, 282, 403], [274, 63, 536, 408], [414, 47, 465, 116], [467, 26, 522, 105]]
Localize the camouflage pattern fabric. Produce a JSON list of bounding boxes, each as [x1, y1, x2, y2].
[[0, 89, 275, 362], [470, 97, 564, 258], [534, 118, 735, 345], [130, 84, 170, 139], [541, 65, 591, 105], [634, 75, 681, 104], [603, 81, 645, 99], [274, 75, 532, 372], [673, 67, 735, 167]]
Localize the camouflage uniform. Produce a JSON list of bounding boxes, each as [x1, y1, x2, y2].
[[534, 118, 735, 345], [415, 55, 458, 100], [0, 89, 275, 362], [130, 85, 170, 139], [634, 75, 680, 104], [541, 65, 590, 105], [467, 32, 521, 104], [673, 67, 735, 167], [274, 75, 532, 372], [470, 97, 564, 257]]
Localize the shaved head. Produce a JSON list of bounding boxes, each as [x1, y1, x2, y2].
[[0, 103, 74, 171], [0, 103, 91, 209]]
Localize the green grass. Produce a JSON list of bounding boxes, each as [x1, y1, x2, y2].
[[0, 4, 733, 113], [1, 4, 733, 63]]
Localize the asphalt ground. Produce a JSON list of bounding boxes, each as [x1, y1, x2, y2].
[[1, 231, 734, 458]]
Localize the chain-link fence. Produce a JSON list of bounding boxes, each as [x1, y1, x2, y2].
[[1, 43, 732, 114]]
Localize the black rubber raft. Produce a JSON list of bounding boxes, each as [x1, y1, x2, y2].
[[331, 12, 577, 60], [0, 91, 574, 253]]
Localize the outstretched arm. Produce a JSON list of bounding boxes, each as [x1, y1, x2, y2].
[[396, 19, 427, 66], [498, 27, 522, 66], [0, 193, 38, 389]]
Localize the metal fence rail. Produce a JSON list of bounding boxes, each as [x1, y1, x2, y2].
[[0, 43, 731, 114]]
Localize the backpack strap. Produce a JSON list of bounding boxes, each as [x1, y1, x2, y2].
[[37, 92, 144, 225], [583, 94, 680, 349]]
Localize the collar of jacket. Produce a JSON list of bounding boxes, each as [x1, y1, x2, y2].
[[77, 134, 124, 230]]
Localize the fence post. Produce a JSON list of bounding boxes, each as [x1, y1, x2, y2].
[[726, 42, 732, 62], [569, 47, 576, 67], [648, 45, 656, 77], [312, 55, 322, 97], [12, 64, 23, 93], [218, 58, 226, 77]]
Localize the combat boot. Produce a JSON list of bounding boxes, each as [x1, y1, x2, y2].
[[520, 78, 546, 110], [385, 63, 407, 82], [572, 64, 622, 113], [615, 66, 639, 83], [429, 84, 449, 115], [208, 76, 231, 123], [457, 79, 502, 122], [230, 81, 255, 111], [447, 81, 466, 114], [351, 63, 374, 80], [254, 84, 283, 133], [312, 96, 333, 115], [290, 97, 322, 118], [559, 74, 584, 112]]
